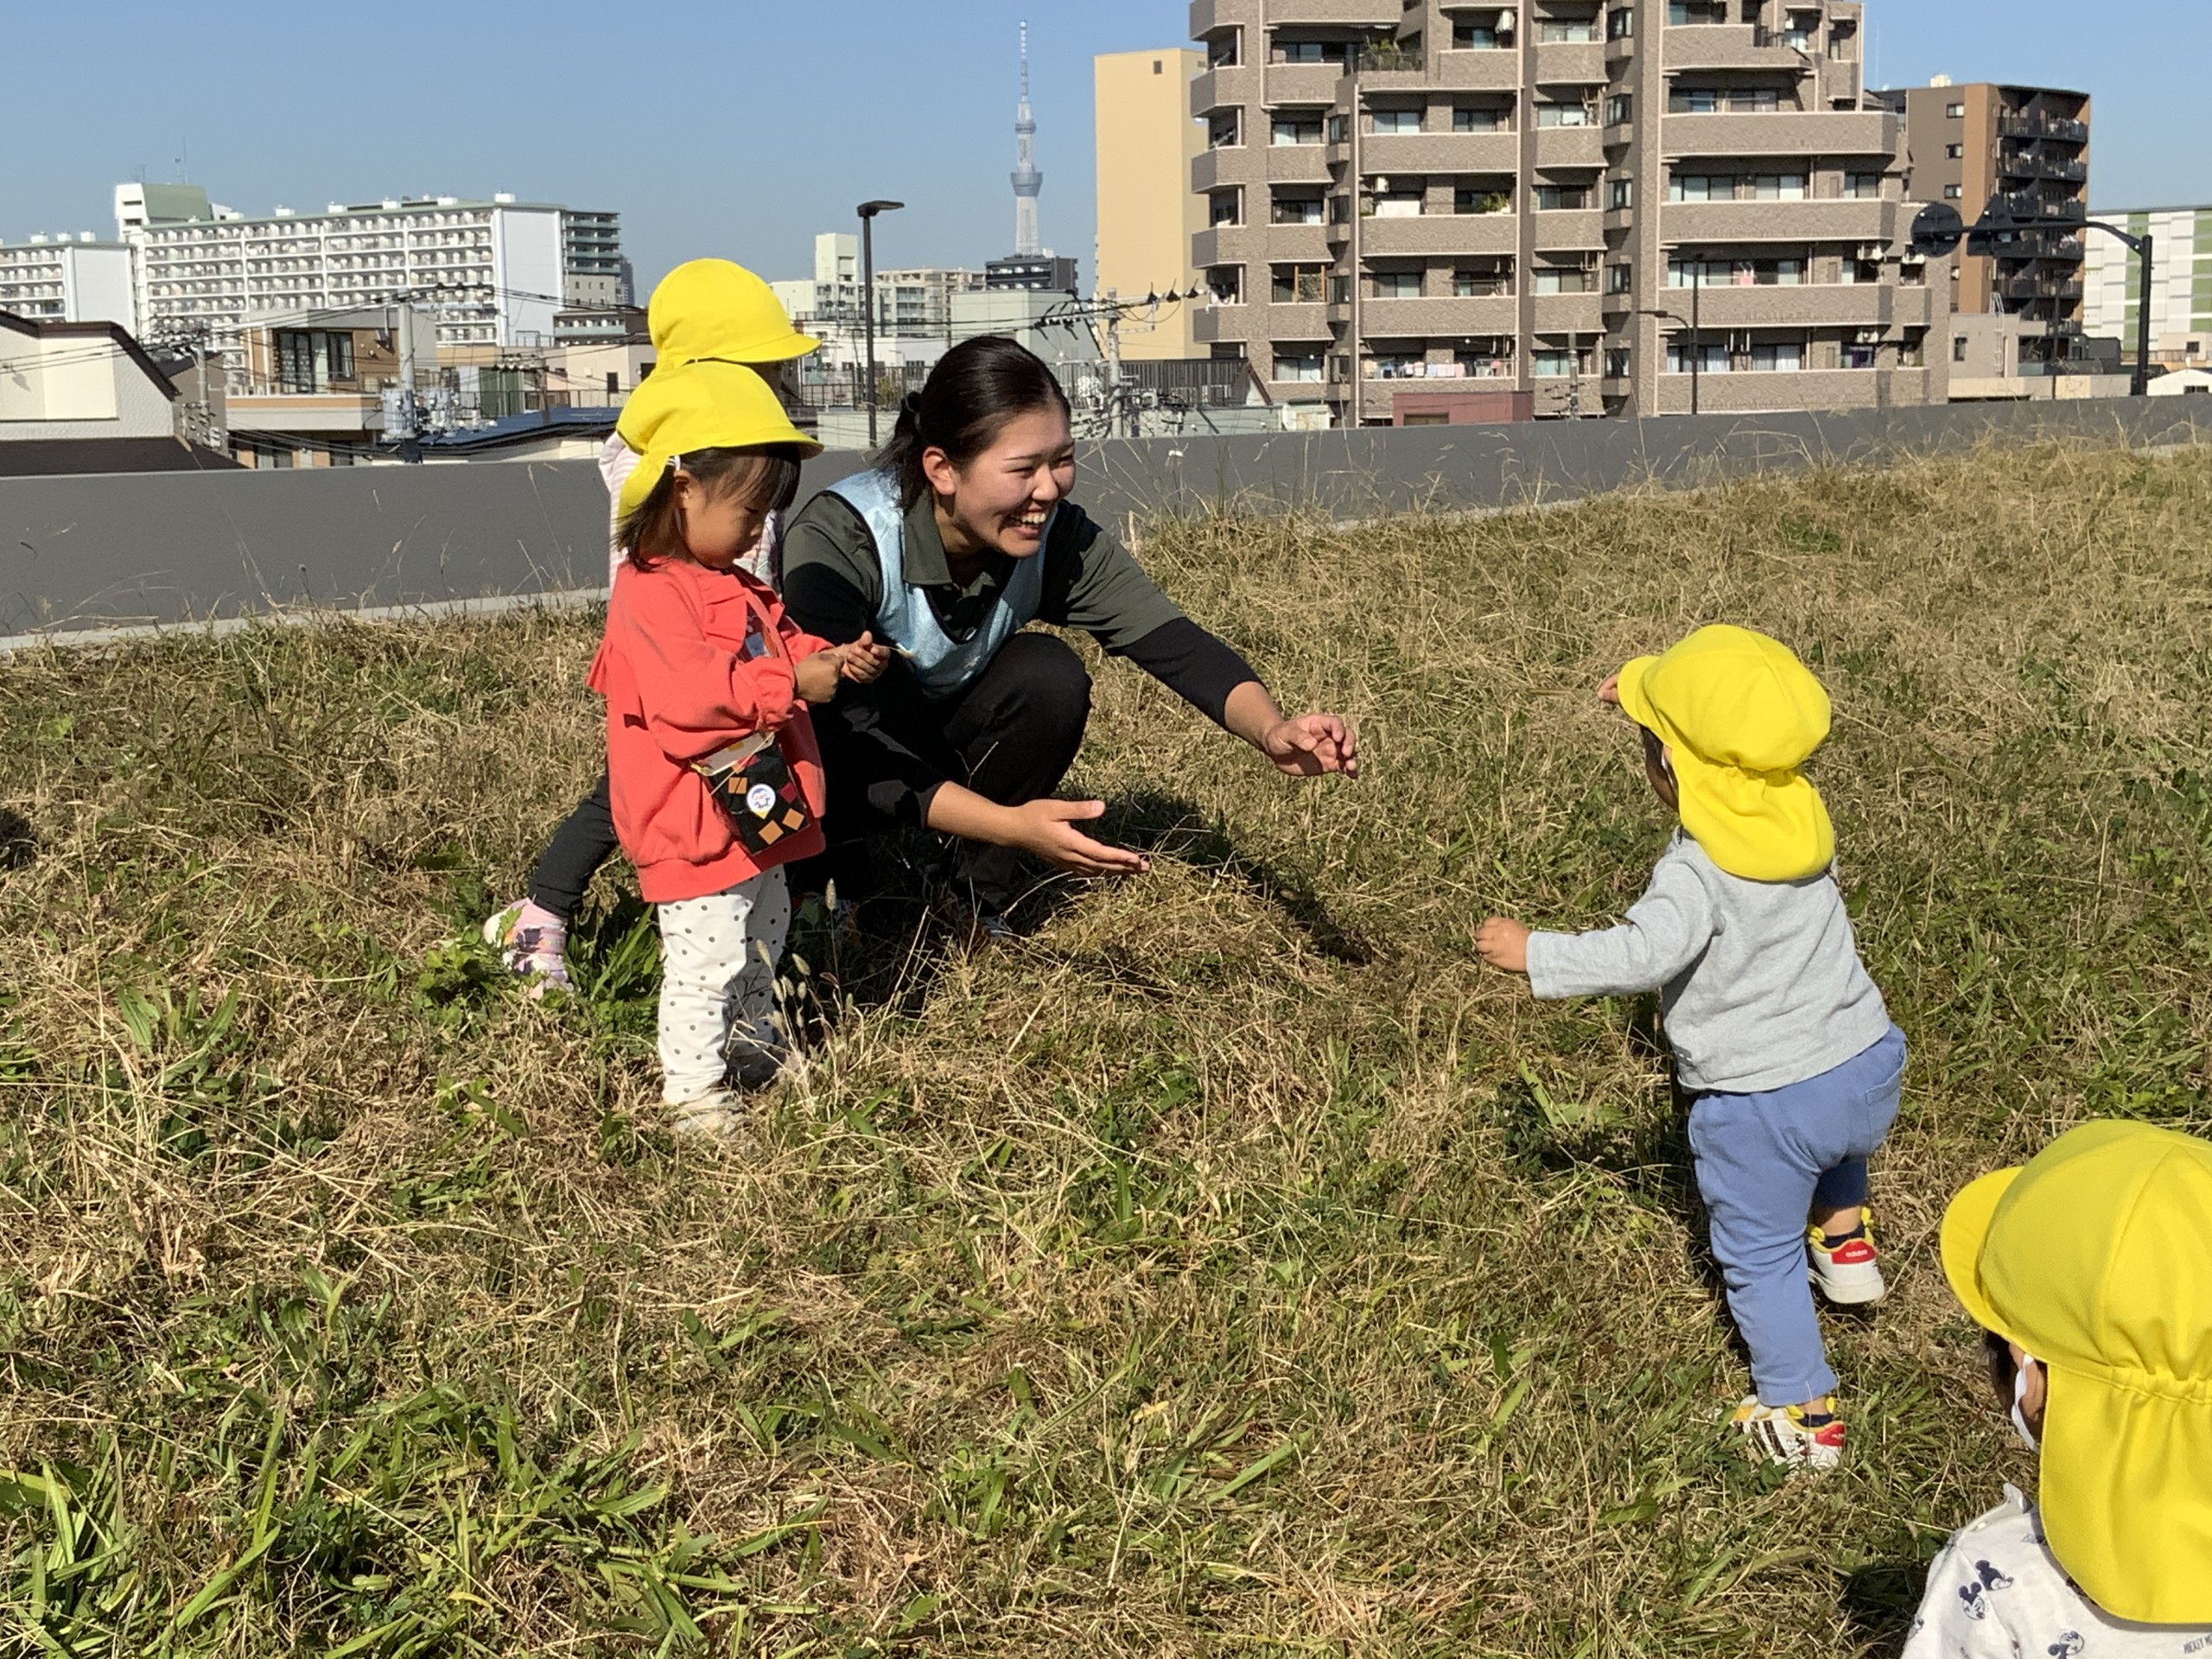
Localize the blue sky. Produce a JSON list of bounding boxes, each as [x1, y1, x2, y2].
[[8, 1, 2207, 296]]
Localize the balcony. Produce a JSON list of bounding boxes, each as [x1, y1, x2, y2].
[[1265, 60, 1351, 104], [1432, 48, 1526, 92], [1358, 213, 1519, 256], [1662, 197, 1897, 243], [1253, 224, 1336, 262], [1996, 112, 2088, 145], [1999, 151, 2088, 184], [1192, 149, 1256, 194], [1529, 207, 1606, 250], [1255, 0, 1398, 22], [1354, 42, 1428, 81], [1532, 293, 1605, 333], [1259, 300, 1332, 339], [1534, 126, 1606, 168], [1356, 294, 1518, 336], [1362, 130, 1516, 173], [1266, 143, 1335, 183], [1999, 275, 2085, 302], [1191, 63, 1258, 115], [1663, 110, 1897, 158], [1531, 41, 1606, 84], [1662, 22, 1806, 72], [1667, 281, 1903, 328]]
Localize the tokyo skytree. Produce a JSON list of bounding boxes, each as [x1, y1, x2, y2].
[[1011, 21, 1043, 256]]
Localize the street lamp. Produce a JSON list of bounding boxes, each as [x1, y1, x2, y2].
[[1641, 262, 1702, 416], [857, 199, 905, 448]]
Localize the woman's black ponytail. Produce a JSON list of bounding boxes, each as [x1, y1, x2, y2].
[[874, 336, 1071, 509]]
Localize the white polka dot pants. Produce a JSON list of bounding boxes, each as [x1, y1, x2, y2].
[[655, 867, 791, 1103]]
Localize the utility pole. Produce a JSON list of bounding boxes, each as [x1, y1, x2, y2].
[[858, 199, 904, 448], [1690, 264, 1701, 416], [391, 298, 421, 462], [1103, 288, 1125, 439]]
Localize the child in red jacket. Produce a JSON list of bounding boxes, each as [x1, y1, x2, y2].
[[588, 360, 888, 1134]]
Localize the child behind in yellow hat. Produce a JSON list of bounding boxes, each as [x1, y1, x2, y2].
[[486, 261, 823, 992], [1476, 624, 1905, 1471], [1909, 1120, 2212, 1650]]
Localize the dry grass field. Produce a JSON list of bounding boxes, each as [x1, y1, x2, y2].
[[2, 440, 2208, 1656]]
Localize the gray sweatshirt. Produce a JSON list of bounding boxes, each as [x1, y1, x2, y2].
[[1524, 830, 1891, 1094]]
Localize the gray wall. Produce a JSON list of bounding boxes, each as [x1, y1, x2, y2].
[[4, 397, 2208, 638]]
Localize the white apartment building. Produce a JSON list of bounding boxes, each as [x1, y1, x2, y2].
[[2085, 206, 2212, 368], [116, 183, 623, 365], [0, 236, 135, 327], [772, 232, 984, 337]]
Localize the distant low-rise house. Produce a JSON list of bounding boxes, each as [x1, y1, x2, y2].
[[226, 305, 436, 467], [1, 310, 180, 442]]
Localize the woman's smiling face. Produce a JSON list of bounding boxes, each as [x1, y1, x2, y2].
[[925, 404, 1077, 561]]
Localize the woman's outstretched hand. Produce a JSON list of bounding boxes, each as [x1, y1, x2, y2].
[[1006, 798, 1151, 877], [1260, 714, 1360, 779]]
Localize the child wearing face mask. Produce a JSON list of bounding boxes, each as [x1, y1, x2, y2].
[[1476, 625, 1904, 1470], [589, 359, 888, 1134], [1907, 1120, 2212, 1654]]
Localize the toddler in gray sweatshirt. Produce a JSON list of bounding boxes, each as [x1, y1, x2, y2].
[[1477, 625, 1906, 1473]]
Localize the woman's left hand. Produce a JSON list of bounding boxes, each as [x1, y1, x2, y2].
[[1260, 714, 1359, 779]]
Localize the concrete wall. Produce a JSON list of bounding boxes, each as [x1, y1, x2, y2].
[[3, 396, 2209, 639]]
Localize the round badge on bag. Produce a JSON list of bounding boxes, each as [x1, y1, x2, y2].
[[745, 782, 777, 818]]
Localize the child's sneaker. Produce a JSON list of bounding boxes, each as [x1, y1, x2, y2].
[[1731, 1395, 1846, 1471], [1808, 1212, 1886, 1305], [483, 899, 574, 995], [667, 1090, 744, 1139]]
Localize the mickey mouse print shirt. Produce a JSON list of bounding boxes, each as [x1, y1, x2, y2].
[[1905, 1489, 2212, 1657]]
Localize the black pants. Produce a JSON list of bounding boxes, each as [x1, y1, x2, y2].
[[812, 631, 1092, 913], [528, 632, 1093, 920]]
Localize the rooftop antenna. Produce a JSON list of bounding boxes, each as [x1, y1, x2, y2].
[[1011, 21, 1043, 256]]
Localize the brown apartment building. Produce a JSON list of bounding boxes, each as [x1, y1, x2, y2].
[[1190, 0, 1948, 422], [1873, 81, 2089, 373]]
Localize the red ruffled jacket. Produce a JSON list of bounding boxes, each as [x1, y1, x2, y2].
[[588, 557, 830, 903]]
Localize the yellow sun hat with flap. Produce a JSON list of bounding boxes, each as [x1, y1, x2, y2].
[[1614, 624, 1835, 881], [613, 359, 820, 521], [1939, 1119, 2212, 1624], [648, 258, 817, 365]]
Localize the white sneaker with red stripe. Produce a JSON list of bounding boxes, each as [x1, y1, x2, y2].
[[1732, 1395, 1846, 1471], [1808, 1212, 1886, 1305]]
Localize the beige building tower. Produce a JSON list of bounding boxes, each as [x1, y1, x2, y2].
[[1096, 48, 1209, 360], [1190, 0, 1948, 423]]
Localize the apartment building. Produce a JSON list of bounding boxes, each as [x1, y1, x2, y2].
[[117, 184, 626, 364], [0, 236, 135, 327], [2084, 206, 2212, 371], [1874, 81, 2088, 372], [1190, 0, 1945, 422], [772, 233, 985, 337], [1096, 48, 1210, 359]]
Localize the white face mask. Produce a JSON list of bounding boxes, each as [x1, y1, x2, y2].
[[2011, 1352, 2042, 1452]]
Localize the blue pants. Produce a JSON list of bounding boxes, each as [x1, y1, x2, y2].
[[1687, 1025, 1906, 1406]]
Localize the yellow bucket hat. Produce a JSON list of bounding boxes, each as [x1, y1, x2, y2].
[[1615, 625, 1835, 881], [648, 258, 817, 366], [1940, 1120, 2212, 1624], [613, 359, 821, 521]]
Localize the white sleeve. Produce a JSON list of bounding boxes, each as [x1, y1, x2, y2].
[[1524, 849, 1717, 1000], [1900, 1530, 2023, 1659], [600, 435, 639, 588]]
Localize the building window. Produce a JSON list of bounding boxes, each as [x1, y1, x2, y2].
[[1533, 183, 1592, 211], [1943, 184, 1963, 200], [1899, 328, 1928, 366], [1605, 262, 1632, 294], [1605, 346, 1632, 376], [1669, 254, 1806, 286], [1211, 189, 1243, 226], [1606, 94, 1633, 125], [1456, 186, 1513, 214], [1946, 101, 1966, 118], [1272, 264, 1327, 302], [1827, 22, 1855, 58], [1454, 105, 1508, 131], [1207, 31, 1241, 66], [1608, 7, 1635, 40], [1328, 112, 1350, 143], [1747, 340, 1804, 372], [1953, 335, 1968, 362], [1533, 264, 1595, 294], [1535, 101, 1595, 127], [1456, 339, 1516, 375], [1272, 111, 1325, 146], [1665, 340, 1732, 374], [1371, 107, 1422, 134], [1275, 39, 1348, 64], [1273, 191, 1325, 225], [1539, 17, 1598, 42], [1840, 255, 1882, 285], [1946, 143, 1965, 159], [1669, 87, 1781, 114], [1207, 265, 1245, 303], [1209, 111, 1242, 148], [1843, 171, 1883, 199], [1373, 187, 1427, 218], [1329, 274, 1352, 303], [1453, 264, 1512, 296], [1532, 349, 1584, 378], [1370, 270, 1422, 298], [1274, 346, 1326, 382], [326, 331, 354, 382], [1844, 340, 1878, 369], [1453, 20, 1508, 48], [1608, 176, 1634, 209]]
